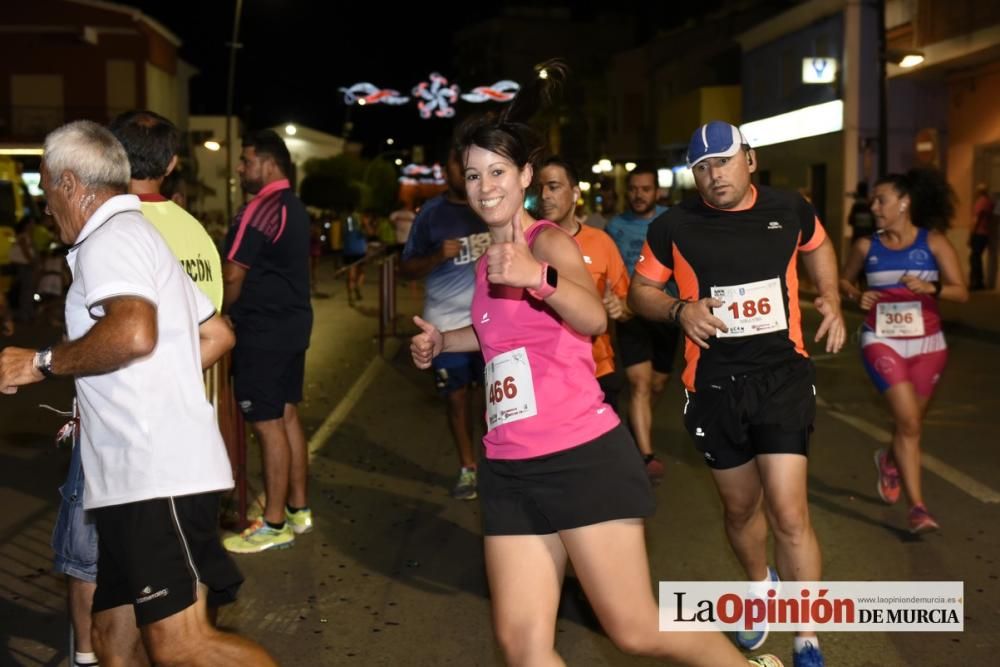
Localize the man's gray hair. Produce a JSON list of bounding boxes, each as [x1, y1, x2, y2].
[[43, 120, 130, 191]]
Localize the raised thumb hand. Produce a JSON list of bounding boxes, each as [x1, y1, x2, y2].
[[413, 315, 436, 335], [510, 211, 527, 245]]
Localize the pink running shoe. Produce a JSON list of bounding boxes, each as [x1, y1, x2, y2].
[[909, 504, 940, 534], [874, 448, 900, 504]]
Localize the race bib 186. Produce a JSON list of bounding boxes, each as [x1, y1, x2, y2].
[[711, 277, 788, 338]]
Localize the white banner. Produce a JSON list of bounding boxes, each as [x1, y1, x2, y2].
[[659, 581, 963, 632]]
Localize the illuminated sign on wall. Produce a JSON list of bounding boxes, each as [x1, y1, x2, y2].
[[802, 58, 837, 84]]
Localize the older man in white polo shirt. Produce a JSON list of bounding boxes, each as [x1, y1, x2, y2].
[[0, 120, 275, 667]]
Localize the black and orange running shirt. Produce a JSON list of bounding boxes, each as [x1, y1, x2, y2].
[[635, 185, 827, 392]]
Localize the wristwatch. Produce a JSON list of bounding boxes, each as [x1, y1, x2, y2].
[[527, 262, 559, 300], [34, 346, 55, 379]]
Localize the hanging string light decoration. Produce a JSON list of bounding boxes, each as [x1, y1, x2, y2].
[[411, 72, 460, 119], [338, 82, 410, 106], [460, 80, 521, 103], [340, 74, 521, 118]]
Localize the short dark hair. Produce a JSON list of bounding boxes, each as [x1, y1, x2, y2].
[[108, 110, 178, 180], [540, 156, 579, 186], [626, 165, 658, 187], [242, 129, 293, 178]]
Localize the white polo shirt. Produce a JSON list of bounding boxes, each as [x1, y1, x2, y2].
[[64, 195, 234, 509]]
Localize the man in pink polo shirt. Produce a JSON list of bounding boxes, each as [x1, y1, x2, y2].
[[221, 130, 315, 554]]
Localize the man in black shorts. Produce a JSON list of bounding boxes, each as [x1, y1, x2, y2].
[[222, 130, 315, 554], [0, 120, 274, 665], [606, 167, 680, 480], [629, 121, 845, 667]]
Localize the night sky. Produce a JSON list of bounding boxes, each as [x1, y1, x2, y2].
[[128, 1, 722, 155]]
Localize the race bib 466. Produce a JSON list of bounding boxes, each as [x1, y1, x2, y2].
[[485, 347, 537, 431]]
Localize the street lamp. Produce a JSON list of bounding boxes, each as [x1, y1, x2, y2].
[[875, 0, 925, 177], [877, 0, 888, 177], [224, 0, 244, 222], [887, 49, 925, 68]]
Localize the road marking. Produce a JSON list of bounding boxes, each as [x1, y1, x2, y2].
[[308, 354, 386, 456], [817, 398, 1000, 503], [920, 455, 1000, 504], [239, 344, 401, 523]]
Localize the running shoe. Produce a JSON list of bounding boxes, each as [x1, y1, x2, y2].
[[74, 653, 99, 667], [223, 518, 295, 554], [874, 448, 900, 504], [793, 641, 825, 667], [908, 504, 940, 534], [451, 466, 478, 500], [285, 506, 314, 535], [748, 655, 784, 667], [736, 567, 780, 651], [644, 454, 665, 482]]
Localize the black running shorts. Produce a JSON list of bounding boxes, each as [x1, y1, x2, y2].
[[232, 346, 306, 422], [92, 493, 243, 625], [616, 316, 680, 374], [682, 357, 816, 470], [478, 423, 656, 536], [597, 370, 625, 416]]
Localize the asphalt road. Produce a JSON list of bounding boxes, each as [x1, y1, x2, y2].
[[2, 258, 998, 666]]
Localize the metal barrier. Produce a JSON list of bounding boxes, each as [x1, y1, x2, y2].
[[378, 252, 398, 355], [329, 244, 400, 355], [208, 353, 251, 531], [329, 243, 388, 279]]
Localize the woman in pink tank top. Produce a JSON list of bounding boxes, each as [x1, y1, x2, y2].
[[410, 62, 783, 667]]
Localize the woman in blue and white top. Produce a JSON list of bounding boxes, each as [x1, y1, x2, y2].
[[840, 168, 968, 534]]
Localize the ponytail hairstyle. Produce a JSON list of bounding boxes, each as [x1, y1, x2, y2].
[[453, 59, 569, 174], [876, 167, 956, 231]]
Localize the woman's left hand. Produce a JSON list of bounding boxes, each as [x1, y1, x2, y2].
[[900, 275, 934, 295], [859, 290, 881, 311], [486, 213, 542, 288]]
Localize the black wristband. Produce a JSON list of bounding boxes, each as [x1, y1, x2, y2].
[[667, 300, 681, 322], [932, 281, 942, 297], [675, 301, 688, 323]]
